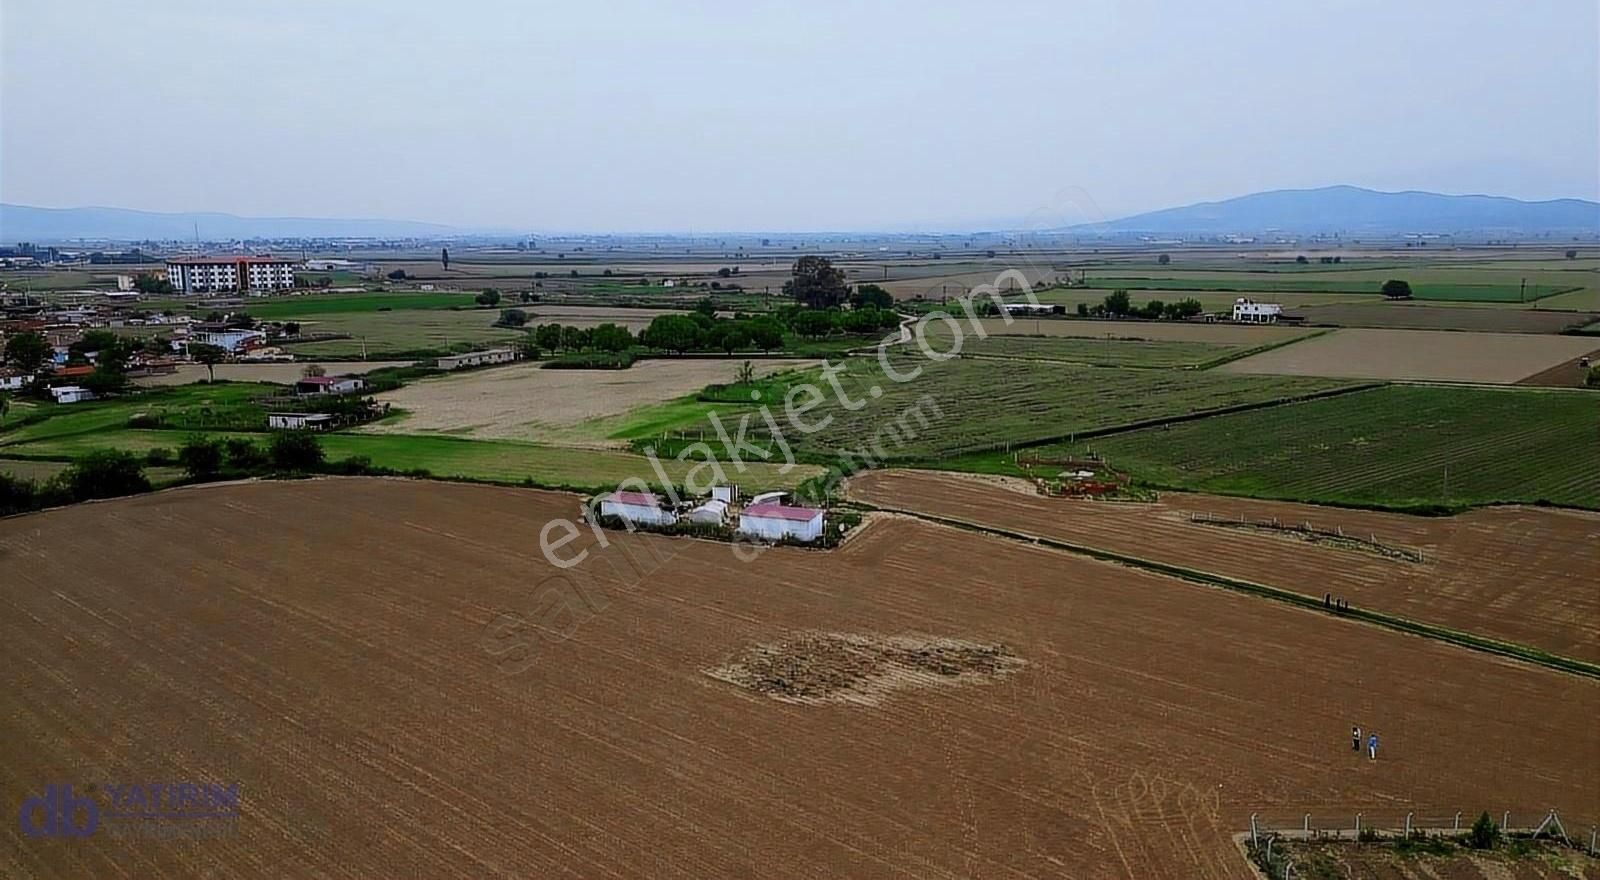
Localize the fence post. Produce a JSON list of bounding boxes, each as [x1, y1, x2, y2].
[[1405, 812, 1412, 836], [1453, 812, 1461, 831], [1354, 813, 1361, 835], [1504, 811, 1511, 831], [1303, 814, 1310, 834], [1251, 813, 1258, 848], [1264, 836, 1273, 863], [1588, 826, 1596, 855]]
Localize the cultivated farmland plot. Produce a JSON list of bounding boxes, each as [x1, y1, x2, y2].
[[363, 358, 814, 444], [2, 480, 1594, 878], [1219, 328, 1600, 384], [785, 356, 1351, 460], [847, 469, 1600, 665], [1063, 384, 1600, 510]]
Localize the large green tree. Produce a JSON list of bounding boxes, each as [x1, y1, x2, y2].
[[1381, 279, 1413, 299], [4, 331, 50, 373], [642, 314, 703, 354], [784, 256, 848, 309]]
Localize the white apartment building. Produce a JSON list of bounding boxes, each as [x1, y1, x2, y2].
[[166, 256, 297, 293]]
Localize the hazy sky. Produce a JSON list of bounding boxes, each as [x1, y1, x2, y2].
[[3, 0, 1597, 232]]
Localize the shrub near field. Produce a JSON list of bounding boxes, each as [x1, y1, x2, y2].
[[772, 356, 1351, 461], [1074, 385, 1600, 510]]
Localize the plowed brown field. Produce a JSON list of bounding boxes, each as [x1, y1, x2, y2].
[[847, 470, 1600, 665], [3, 479, 1596, 879]]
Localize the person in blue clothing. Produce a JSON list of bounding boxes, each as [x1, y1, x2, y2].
[[1367, 732, 1379, 761]]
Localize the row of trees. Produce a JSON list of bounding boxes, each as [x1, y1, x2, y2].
[[1084, 290, 1205, 320]]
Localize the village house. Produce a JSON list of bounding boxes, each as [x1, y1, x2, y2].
[[294, 375, 367, 396]]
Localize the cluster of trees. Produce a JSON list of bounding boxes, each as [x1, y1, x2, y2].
[[1077, 290, 1204, 320], [175, 432, 325, 480], [0, 450, 152, 516], [131, 274, 175, 295]]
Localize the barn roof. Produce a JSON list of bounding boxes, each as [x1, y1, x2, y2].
[[742, 503, 822, 522], [607, 491, 661, 506]]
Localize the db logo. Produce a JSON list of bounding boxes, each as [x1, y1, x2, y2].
[[18, 785, 98, 837]]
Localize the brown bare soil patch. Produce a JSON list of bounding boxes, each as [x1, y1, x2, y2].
[[2, 479, 1595, 878], [1517, 348, 1600, 388], [848, 469, 1600, 664], [1219, 328, 1600, 383], [706, 632, 1024, 704]]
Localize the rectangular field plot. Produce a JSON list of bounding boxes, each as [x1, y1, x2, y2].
[[848, 469, 1600, 664], [1076, 385, 1600, 510], [787, 356, 1351, 460], [917, 326, 1243, 367], [1219, 328, 1600, 383], [2, 479, 1594, 878]]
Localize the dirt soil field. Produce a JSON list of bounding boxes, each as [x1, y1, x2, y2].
[[1518, 349, 1600, 388], [2, 479, 1595, 879], [949, 317, 1310, 344], [132, 361, 416, 386], [1293, 302, 1598, 334], [847, 470, 1600, 664], [1219, 328, 1600, 383], [363, 357, 813, 444], [526, 304, 705, 328]]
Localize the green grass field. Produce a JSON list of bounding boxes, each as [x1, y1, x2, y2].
[[691, 356, 1355, 461], [0, 383, 274, 450], [281, 310, 526, 358], [243, 291, 481, 318], [1, 429, 815, 493], [1034, 385, 1599, 510]]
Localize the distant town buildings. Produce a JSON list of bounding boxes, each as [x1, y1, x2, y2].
[[166, 256, 296, 293]]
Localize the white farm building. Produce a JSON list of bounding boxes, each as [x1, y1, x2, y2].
[[1231, 298, 1283, 323], [598, 491, 678, 527], [737, 503, 824, 543]]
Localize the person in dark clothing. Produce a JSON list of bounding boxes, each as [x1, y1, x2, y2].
[[1352, 725, 1362, 751]]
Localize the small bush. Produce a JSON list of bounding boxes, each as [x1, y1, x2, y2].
[[268, 432, 325, 472], [1467, 811, 1499, 849], [225, 437, 267, 471], [178, 435, 226, 480], [145, 447, 174, 466]]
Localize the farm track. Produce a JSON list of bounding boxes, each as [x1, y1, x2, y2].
[[846, 471, 1600, 668], [2, 479, 1595, 878]]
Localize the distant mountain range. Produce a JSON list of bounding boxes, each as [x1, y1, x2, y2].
[[1070, 185, 1600, 236], [5, 186, 1598, 241], [0, 204, 484, 242]]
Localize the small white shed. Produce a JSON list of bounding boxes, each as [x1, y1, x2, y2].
[[685, 499, 728, 525], [738, 503, 824, 543], [598, 491, 678, 527], [48, 385, 96, 404]]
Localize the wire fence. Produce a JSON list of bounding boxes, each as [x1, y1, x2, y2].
[[1243, 808, 1598, 879]]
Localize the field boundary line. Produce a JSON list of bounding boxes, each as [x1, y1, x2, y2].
[[1195, 328, 1334, 371], [848, 502, 1600, 680]]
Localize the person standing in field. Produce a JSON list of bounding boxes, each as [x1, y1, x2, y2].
[[1352, 725, 1362, 751], [1367, 732, 1379, 761]]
